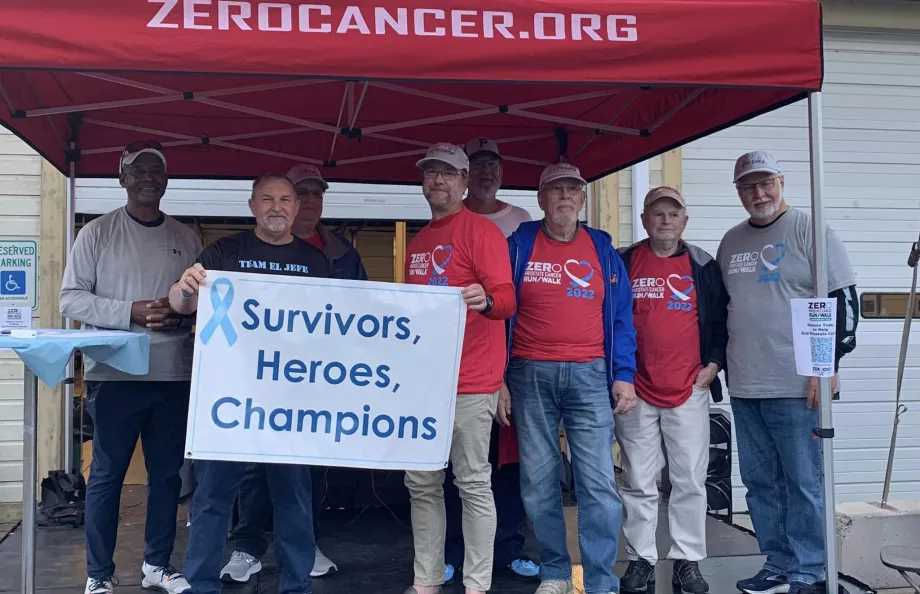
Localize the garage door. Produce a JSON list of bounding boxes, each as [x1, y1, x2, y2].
[[681, 30, 920, 511]]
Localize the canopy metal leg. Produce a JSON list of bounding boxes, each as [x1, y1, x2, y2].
[[63, 147, 77, 473], [22, 367, 38, 594], [808, 91, 840, 594]]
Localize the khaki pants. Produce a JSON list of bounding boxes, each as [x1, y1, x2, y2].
[[404, 392, 499, 591]]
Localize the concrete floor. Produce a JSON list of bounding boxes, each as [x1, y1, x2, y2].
[[0, 486, 872, 594]]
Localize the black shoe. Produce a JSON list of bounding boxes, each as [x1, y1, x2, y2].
[[620, 559, 655, 593], [672, 560, 709, 594]]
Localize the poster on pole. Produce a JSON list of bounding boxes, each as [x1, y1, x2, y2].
[[791, 298, 837, 377], [185, 270, 466, 471]]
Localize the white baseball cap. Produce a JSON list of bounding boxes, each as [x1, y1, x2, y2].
[[416, 142, 470, 172], [119, 140, 167, 173], [734, 150, 784, 183], [539, 162, 587, 189], [644, 186, 686, 209], [286, 163, 329, 191], [465, 137, 502, 160]]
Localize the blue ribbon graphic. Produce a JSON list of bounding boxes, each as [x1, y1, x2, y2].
[[199, 278, 238, 347]]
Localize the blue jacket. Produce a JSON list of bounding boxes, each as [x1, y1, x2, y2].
[[507, 221, 637, 391], [316, 223, 368, 281]]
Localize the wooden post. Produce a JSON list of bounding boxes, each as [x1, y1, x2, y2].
[[393, 221, 407, 283], [38, 160, 67, 479], [662, 148, 683, 192], [589, 173, 620, 245]]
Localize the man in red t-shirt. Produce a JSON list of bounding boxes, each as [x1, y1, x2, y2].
[[616, 186, 728, 594], [402, 142, 515, 594]]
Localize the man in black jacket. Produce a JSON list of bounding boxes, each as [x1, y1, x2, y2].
[[615, 186, 728, 594]]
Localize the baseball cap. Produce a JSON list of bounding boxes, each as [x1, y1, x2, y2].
[[119, 140, 167, 173], [416, 142, 470, 172], [734, 150, 783, 183], [465, 137, 502, 160], [644, 186, 686, 209], [286, 163, 329, 191], [539, 162, 587, 189]]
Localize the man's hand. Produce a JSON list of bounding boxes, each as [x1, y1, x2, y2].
[[461, 284, 488, 312], [496, 382, 512, 427], [177, 264, 207, 298], [612, 380, 637, 415], [694, 363, 720, 389], [130, 299, 180, 331], [807, 375, 839, 409]]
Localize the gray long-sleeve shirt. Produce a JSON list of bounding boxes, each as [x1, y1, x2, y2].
[[60, 207, 202, 381]]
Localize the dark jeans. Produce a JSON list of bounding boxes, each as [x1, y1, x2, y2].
[[84, 380, 189, 579], [231, 463, 326, 558], [184, 460, 315, 594], [444, 421, 527, 569]]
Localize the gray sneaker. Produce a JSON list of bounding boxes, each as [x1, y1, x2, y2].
[[535, 579, 575, 594], [220, 551, 262, 583]]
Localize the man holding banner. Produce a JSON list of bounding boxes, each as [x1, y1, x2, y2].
[[402, 142, 516, 594], [169, 172, 332, 594]]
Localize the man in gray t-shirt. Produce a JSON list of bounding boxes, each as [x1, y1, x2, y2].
[[717, 151, 858, 594], [61, 141, 201, 594]]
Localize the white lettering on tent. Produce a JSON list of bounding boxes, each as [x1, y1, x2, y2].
[[185, 0, 212, 30], [415, 9, 446, 37], [483, 11, 514, 39], [148, 0, 179, 29], [375, 7, 408, 35], [451, 10, 478, 38], [218, 1, 251, 30], [572, 14, 602, 41], [259, 3, 291, 31], [299, 4, 331, 33], [338, 6, 371, 34], [534, 13, 564, 40], [608, 15, 638, 41]]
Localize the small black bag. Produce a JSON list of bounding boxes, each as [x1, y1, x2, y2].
[[37, 470, 86, 528]]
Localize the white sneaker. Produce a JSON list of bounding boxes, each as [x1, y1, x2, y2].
[[85, 577, 113, 594], [141, 563, 191, 593], [311, 546, 337, 577], [220, 551, 262, 583]]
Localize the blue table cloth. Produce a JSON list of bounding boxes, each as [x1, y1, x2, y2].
[[0, 329, 150, 387]]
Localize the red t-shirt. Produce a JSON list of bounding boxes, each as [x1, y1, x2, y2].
[[630, 243, 702, 408], [405, 208, 514, 394], [511, 230, 605, 362], [304, 233, 324, 251]]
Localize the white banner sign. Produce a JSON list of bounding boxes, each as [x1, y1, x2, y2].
[[185, 270, 466, 471], [791, 298, 837, 377]]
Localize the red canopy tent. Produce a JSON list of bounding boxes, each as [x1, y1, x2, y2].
[[0, 0, 839, 592]]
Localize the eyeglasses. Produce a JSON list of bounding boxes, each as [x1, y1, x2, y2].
[[423, 168, 462, 181], [470, 159, 501, 171], [736, 177, 779, 197], [544, 183, 584, 197]]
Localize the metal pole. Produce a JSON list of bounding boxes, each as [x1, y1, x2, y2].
[[22, 367, 38, 594], [63, 144, 76, 473], [808, 91, 839, 594]]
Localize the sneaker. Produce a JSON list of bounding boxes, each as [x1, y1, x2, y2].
[[509, 558, 540, 580], [787, 582, 812, 594], [737, 569, 790, 594], [444, 564, 455, 583], [672, 560, 709, 594], [535, 579, 575, 594], [85, 578, 113, 594], [141, 563, 190, 594], [621, 559, 656, 593], [220, 551, 262, 583], [311, 546, 338, 577]]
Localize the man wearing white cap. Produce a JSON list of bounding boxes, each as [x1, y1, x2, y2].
[[505, 162, 637, 594], [616, 186, 728, 594], [462, 137, 532, 235], [402, 142, 516, 594], [718, 151, 858, 594], [61, 140, 202, 594]]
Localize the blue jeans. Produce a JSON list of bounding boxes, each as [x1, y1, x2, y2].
[[84, 381, 189, 579], [231, 464, 326, 559], [731, 397, 824, 585], [507, 358, 621, 594], [184, 460, 315, 594]]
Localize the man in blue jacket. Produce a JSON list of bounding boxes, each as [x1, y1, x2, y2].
[[504, 162, 637, 594]]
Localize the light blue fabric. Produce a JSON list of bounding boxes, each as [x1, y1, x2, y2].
[[0, 329, 150, 387]]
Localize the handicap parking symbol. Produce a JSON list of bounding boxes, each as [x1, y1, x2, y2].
[[0, 271, 26, 296]]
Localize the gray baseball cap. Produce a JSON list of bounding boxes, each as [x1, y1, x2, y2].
[[734, 150, 783, 183]]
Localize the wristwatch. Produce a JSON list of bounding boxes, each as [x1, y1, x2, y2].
[[481, 294, 494, 315]]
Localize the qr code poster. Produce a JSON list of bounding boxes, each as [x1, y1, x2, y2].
[[791, 298, 837, 377]]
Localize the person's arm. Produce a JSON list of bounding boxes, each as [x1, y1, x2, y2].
[[169, 244, 219, 315], [831, 284, 858, 372], [351, 247, 369, 281], [705, 261, 729, 371], [473, 224, 516, 320], [59, 224, 133, 330], [610, 247, 637, 384]]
